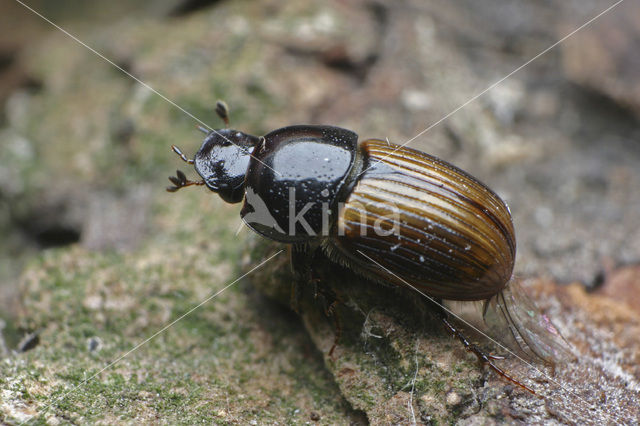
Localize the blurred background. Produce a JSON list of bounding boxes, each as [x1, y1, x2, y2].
[[1, 0, 639, 423]]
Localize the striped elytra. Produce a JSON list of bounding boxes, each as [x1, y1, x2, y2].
[[331, 138, 516, 301]]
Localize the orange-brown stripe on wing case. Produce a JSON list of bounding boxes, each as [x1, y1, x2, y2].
[[331, 139, 516, 301]]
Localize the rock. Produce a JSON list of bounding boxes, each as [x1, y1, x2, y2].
[[562, 2, 640, 115]]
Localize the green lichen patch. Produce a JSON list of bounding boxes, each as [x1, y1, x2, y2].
[[1, 224, 360, 423]]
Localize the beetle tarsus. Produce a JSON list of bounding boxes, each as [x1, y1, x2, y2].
[[440, 315, 537, 395], [487, 353, 506, 361]]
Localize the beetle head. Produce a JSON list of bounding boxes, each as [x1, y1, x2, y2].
[[193, 129, 259, 203]]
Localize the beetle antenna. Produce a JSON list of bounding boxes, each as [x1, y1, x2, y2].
[[196, 125, 210, 134], [166, 169, 205, 192], [215, 100, 230, 127], [171, 145, 194, 164]]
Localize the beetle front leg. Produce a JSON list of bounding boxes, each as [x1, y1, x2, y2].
[[289, 243, 319, 313], [290, 244, 343, 356], [289, 245, 304, 313], [323, 295, 343, 358]]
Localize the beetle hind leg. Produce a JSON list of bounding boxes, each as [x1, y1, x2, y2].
[[439, 312, 536, 395]]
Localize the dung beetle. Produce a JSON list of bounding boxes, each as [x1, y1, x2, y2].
[[168, 101, 571, 394]]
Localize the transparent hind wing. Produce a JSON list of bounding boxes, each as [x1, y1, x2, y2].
[[483, 279, 575, 364]]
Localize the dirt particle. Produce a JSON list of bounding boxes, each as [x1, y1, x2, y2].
[[445, 391, 462, 407]]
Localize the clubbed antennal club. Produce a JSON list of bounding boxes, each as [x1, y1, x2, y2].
[[166, 169, 205, 192], [215, 100, 230, 127], [167, 146, 204, 192]]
